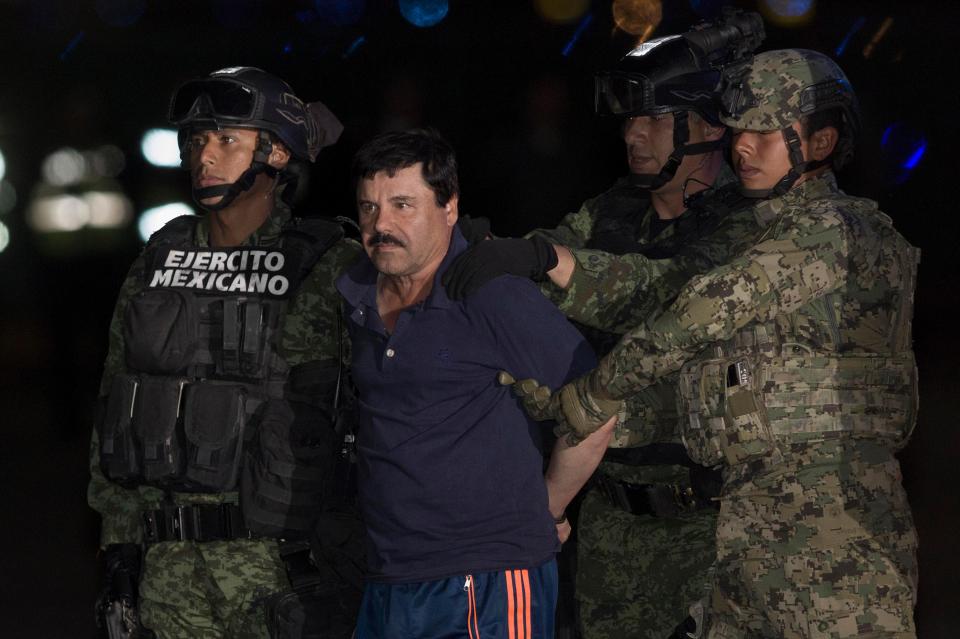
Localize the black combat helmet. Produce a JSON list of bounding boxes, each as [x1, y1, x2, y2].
[[595, 36, 727, 190], [168, 66, 342, 209]]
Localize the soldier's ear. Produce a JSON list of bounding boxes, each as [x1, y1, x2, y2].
[[268, 141, 291, 170], [703, 121, 726, 142], [808, 126, 839, 162]]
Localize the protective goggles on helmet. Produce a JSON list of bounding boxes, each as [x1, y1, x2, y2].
[[595, 72, 656, 117], [168, 79, 262, 125]]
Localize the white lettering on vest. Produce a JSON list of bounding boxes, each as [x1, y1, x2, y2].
[[248, 273, 269, 293], [193, 251, 211, 270], [226, 251, 242, 271], [264, 252, 284, 271], [150, 270, 174, 287], [165, 250, 184, 268], [210, 253, 228, 271], [268, 276, 289, 296]]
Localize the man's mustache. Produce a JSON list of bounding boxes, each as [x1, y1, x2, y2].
[[368, 232, 405, 248]]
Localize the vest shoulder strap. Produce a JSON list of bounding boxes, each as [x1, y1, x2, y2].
[[281, 216, 346, 282]]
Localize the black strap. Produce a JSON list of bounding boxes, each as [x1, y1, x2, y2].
[[142, 503, 253, 543], [594, 474, 718, 518]]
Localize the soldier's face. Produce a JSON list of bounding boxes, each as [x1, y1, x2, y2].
[[623, 112, 724, 194], [188, 128, 289, 207], [731, 122, 810, 192], [357, 163, 458, 279], [623, 114, 676, 176]]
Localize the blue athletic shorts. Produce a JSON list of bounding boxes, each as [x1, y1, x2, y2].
[[354, 560, 558, 638]]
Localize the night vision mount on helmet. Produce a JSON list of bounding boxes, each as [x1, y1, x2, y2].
[[169, 66, 344, 210], [719, 48, 862, 198], [595, 9, 765, 190]]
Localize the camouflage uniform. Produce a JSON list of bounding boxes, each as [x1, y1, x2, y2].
[[590, 171, 920, 637], [87, 203, 362, 639], [529, 165, 763, 639]]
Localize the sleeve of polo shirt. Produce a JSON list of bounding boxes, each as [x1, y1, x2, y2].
[[471, 275, 596, 391]]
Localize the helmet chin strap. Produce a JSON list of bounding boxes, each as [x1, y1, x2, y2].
[[739, 126, 828, 199], [192, 130, 287, 211], [628, 110, 726, 190]]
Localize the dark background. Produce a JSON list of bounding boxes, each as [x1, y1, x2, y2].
[[0, 0, 956, 636]]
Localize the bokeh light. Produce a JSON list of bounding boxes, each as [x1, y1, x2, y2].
[[399, 0, 449, 28], [138, 202, 194, 242], [141, 129, 182, 168], [95, 0, 147, 28], [29, 195, 90, 232], [42, 148, 87, 186], [759, 0, 815, 28], [28, 191, 133, 233], [881, 122, 927, 185], [612, 0, 662, 39], [85, 191, 134, 228], [0, 220, 9, 254], [90, 145, 126, 178], [0, 147, 5, 181], [314, 0, 366, 26], [534, 0, 589, 25], [0, 181, 17, 215]]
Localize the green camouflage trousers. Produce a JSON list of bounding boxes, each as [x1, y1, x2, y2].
[[576, 485, 719, 639], [706, 440, 918, 639], [139, 539, 289, 639]]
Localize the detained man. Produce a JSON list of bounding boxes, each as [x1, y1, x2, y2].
[[335, 128, 609, 639]]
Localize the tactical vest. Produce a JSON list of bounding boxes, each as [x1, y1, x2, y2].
[[677, 242, 920, 469], [98, 214, 345, 534]]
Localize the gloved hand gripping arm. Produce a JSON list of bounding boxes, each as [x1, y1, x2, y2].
[[442, 236, 559, 300]]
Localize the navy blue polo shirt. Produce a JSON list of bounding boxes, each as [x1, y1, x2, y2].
[[336, 227, 595, 584]]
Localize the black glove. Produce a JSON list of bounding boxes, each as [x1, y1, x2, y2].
[[456, 214, 492, 245], [442, 236, 558, 300]]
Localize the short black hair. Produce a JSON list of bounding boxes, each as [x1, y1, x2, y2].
[[352, 128, 459, 206], [800, 107, 844, 140]]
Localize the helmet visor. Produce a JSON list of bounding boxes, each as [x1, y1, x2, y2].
[[595, 72, 653, 117], [169, 79, 258, 124]]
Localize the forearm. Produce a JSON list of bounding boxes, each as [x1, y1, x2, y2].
[[544, 416, 617, 518], [545, 244, 575, 289]]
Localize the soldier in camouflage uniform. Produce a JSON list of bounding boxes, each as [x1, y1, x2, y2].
[[510, 49, 920, 638], [88, 67, 362, 638], [443, 29, 764, 638]]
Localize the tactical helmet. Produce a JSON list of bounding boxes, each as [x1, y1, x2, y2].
[[168, 66, 343, 210], [720, 49, 861, 195], [595, 35, 728, 190], [596, 35, 722, 124]]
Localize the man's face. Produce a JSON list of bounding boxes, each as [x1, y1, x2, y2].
[[623, 112, 722, 194], [623, 113, 676, 177], [731, 121, 810, 192], [188, 127, 259, 206], [357, 163, 458, 278]]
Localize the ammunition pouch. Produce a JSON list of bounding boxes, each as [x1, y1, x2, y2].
[[98, 375, 256, 492], [678, 326, 920, 468], [678, 356, 774, 467]]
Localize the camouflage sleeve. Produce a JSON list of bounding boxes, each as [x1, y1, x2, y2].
[[281, 238, 364, 367], [525, 199, 596, 250], [552, 206, 761, 333], [596, 208, 851, 399], [87, 255, 165, 547]]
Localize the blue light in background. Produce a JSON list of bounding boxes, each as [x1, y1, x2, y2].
[[902, 141, 927, 170], [343, 36, 367, 59], [399, 0, 449, 28], [314, 0, 366, 26], [880, 122, 927, 183], [562, 13, 593, 57], [95, 0, 146, 28], [59, 32, 85, 61], [835, 16, 866, 57], [762, 0, 814, 18]]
